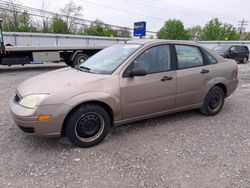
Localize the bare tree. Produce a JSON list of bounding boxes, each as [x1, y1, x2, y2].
[[60, 1, 83, 33], [4, 0, 20, 31], [0, 9, 9, 31], [40, 0, 50, 33]]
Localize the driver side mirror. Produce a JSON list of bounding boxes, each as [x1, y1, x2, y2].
[[128, 68, 147, 77]]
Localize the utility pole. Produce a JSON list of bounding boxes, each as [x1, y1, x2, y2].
[[238, 19, 248, 40]]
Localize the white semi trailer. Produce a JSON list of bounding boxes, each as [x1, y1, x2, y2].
[[0, 19, 128, 67]]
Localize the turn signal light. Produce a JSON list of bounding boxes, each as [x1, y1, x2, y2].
[[37, 115, 51, 121]]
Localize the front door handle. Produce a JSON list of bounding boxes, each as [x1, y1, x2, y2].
[[200, 69, 209, 74], [161, 76, 173, 81]]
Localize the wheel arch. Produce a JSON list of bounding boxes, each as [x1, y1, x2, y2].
[[214, 83, 227, 96], [70, 50, 85, 62], [206, 77, 228, 97], [61, 100, 114, 136]]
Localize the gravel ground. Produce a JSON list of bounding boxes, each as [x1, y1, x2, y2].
[[0, 62, 249, 188]]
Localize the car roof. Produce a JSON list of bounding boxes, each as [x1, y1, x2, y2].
[[125, 39, 226, 62], [126, 39, 199, 46]]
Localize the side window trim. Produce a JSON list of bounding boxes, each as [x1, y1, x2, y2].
[[122, 44, 174, 77], [201, 48, 218, 65], [174, 44, 205, 70]]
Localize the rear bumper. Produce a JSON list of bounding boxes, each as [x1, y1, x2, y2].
[[9, 98, 71, 137]]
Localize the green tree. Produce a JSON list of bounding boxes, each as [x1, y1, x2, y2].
[[50, 15, 69, 34], [242, 32, 250, 40], [201, 18, 239, 40], [81, 19, 114, 37], [157, 19, 189, 40], [0, 1, 36, 33], [18, 11, 37, 32], [113, 27, 131, 38], [0, 0, 20, 32], [188, 25, 203, 40], [0, 10, 10, 31]]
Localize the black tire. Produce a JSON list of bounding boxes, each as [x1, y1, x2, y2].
[[65, 104, 111, 148], [200, 86, 225, 116], [242, 56, 248, 64], [72, 53, 89, 67], [64, 60, 73, 67]]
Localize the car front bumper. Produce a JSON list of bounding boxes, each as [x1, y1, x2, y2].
[[9, 97, 71, 137]]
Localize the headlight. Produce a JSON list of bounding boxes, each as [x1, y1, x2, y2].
[[19, 94, 48, 109]]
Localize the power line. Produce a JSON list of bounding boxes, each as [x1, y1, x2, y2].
[[121, 0, 244, 27], [84, 0, 243, 29], [83, 0, 167, 21], [145, 0, 243, 22], [120, 0, 196, 26], [0, 0, 157, 35]]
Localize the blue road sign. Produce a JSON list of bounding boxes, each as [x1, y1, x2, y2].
[[134, 21, 146, 37]]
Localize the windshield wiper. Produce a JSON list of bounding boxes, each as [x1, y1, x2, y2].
[[79, 65, 91, 71], [75, 65, 91, 72]]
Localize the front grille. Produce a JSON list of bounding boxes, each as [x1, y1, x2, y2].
[[14, 93, 21, 103]]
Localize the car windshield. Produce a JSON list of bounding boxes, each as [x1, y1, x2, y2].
[[79, 44, 142, 74], [213, 45, 230, 51]]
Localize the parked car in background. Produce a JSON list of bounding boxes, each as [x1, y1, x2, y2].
[[10, 39, 239, 148], [213, 45, 249, 63]]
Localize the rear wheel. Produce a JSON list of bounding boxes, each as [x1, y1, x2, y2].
[[65, 104, 111, 148], [242, 56, 248, 64], [73, 53, 89, 67], [200, 86, 225, 116]]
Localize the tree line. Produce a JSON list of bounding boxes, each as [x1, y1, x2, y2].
[[157, 18, 250, 41], [0, 1, 249, 40], [0, 1, 131, 38]]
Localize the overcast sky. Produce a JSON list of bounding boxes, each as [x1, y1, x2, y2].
[[20, 0, 250, 33]]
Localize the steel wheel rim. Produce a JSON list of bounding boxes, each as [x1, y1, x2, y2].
[[208, 91, 222, 112], [244, 57, 247, 63], [79, 58, 86, 64], [75, 112, 105, 142]]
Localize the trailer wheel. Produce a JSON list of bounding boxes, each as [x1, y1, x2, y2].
[[73, 53, 89, 67]]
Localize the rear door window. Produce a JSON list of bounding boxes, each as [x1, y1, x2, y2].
[[175, 45, 204, 69], [240, 46, 248, 52], [237, 46, 243, 52]]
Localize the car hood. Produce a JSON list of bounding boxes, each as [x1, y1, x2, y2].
[[17, 67, 113, 97]]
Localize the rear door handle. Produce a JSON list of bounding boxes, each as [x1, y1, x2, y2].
[[200, 69, 209, 74], [161, 76, 173, 81]]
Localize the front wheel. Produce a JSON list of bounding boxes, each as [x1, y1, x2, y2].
[[65, 104, 111, 148], [200, 86, 225, 116]]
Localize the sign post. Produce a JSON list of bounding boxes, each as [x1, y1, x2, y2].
[[0, 19, 5, 54], [134, 21, 146, 38]]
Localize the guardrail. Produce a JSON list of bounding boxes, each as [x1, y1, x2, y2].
[[197, 41, 250, 49]]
